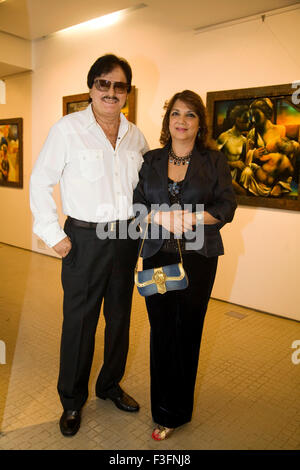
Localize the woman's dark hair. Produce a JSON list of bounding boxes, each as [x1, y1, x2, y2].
[[159, 90, 215, 150], [87, 54, 132, 92]]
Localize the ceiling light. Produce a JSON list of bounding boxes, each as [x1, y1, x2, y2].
[[59, 11, 122, 34], [57, 3, 147, 35]]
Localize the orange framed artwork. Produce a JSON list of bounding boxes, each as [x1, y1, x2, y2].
[[206, 83, 300, 211], [0, 118, 23, 188]]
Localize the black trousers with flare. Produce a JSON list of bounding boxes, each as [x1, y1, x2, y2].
[[144, 249, 218, 429], [57, 217, 139, 411]]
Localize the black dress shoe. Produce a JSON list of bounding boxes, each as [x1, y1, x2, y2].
[[97, 387, 140, 412], [59, 410, 81, 436]]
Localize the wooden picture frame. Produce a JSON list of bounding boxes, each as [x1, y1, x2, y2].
[[0, 117, 23, 188], [62, 86, 136, 123], [206, 83, 300, 211]]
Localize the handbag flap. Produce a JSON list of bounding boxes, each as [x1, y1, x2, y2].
[[136, 263, 182, 284]]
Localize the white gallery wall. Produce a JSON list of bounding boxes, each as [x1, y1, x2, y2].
[[1, 6, 300, 320]]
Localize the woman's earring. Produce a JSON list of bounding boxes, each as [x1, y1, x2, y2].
[[197, 128, 201, 139]]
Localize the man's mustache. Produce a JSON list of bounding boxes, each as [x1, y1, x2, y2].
[[102, 96, 119, 102]]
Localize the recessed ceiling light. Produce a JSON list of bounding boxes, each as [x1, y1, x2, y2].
[[56, 3, 147, 35], [58, 10, 122, 33]]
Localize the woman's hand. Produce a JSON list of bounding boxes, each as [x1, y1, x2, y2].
[[153, 210, 220, 230], [53, 236, 72, 258], [153, 210, 194, 235]]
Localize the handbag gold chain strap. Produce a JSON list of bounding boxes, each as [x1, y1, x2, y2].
[[135, 216, 184, 273]]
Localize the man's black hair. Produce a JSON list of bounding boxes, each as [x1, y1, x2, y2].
[[87, 54, 132, 92]]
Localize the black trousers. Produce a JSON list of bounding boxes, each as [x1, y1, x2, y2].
[[57, 218, 139, 411], [144, 250, 218, 429]]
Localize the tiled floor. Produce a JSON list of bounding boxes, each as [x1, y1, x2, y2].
[[0, 242, 299, 450]]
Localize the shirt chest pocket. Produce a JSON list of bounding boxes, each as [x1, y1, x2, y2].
[[79, 149, 104, 182]]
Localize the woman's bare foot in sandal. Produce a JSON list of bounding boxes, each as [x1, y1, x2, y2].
[[152, 425, 174, 441]]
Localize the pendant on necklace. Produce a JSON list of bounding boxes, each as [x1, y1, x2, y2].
[[169, 148, 192, 166]]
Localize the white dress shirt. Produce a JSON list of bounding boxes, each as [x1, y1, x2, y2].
[[30, 104, 149, 247]]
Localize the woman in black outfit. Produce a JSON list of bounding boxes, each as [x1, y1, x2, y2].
[[133, 90, 237, 440]]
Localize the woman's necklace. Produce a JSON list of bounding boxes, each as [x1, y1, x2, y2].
[[168, 147, 192, 165]]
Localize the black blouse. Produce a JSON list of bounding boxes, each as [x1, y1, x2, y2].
[[161, 178, 186, 253]]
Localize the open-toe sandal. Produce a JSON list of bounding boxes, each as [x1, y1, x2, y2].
[[152, 425, 174, 441]]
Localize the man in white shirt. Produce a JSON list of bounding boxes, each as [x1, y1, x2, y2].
[[30, 54, 149, 436]]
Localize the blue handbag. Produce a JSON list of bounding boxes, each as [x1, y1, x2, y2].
[[134, 222, 189, 296]]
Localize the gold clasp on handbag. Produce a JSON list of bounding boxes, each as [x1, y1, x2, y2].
[[134, 216, 188, 296], [134, 262, 187, 295], [152, 268, 168, 294]]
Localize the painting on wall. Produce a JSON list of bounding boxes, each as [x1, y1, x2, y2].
[[0, 118, 23, 188], [62, 86, 136, 123], [206, 83, 300, 211]]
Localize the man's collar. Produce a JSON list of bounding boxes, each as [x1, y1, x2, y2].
[[84, 103, 95, 129], [84, 103, 129, 133], [118, 110, 129, 136]]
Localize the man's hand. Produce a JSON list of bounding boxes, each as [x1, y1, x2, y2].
[[53, 236, 72, 257]]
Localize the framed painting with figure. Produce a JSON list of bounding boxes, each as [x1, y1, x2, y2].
[[206, 83, 300, 211], [0, 118, 23, 188], [62, 86, 136, 123]]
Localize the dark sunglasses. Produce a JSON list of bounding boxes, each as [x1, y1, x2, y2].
[[93, 79, 129, 94]]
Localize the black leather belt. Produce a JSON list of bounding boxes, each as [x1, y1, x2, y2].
[[68, 216, 134, 231]]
